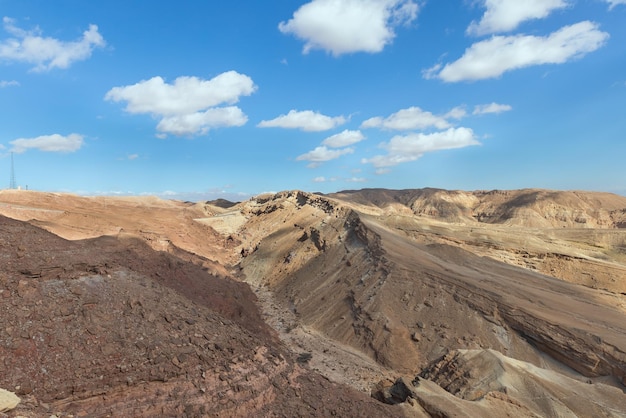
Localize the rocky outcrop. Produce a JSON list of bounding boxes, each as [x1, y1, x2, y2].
[[0, 389, 19, 413], [237, 193, 421, 373], [413, 349, 626, 417], [375, 349, 626, 417]]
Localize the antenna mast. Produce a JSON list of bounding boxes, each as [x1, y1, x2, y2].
[[9, 152, 16, 189]]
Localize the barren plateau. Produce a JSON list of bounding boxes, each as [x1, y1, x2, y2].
[[0, 187, 625, 417]]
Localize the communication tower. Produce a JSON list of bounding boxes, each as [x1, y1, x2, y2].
[[9, 152, 16, 189]]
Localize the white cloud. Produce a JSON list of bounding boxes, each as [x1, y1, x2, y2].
[[0, 80, 19, 87], [361, 106, 451, 130], [156, 107, 247, 136], [322, 130, 365, 147], [362, 127, 479, 168], [10, 133, 84, 153], [0, 17, 105, 72], [296, 146, 354, 162], [443, 106, 468, 120], [313, 175, 361, 183], [127, 154, 139, 160], [258, 110, 346, 131], [94, 188, 253, 202], [467, 0, 569, 36], [606, 0, 626, 9], [105, 72, 256, 116], [473, 102, 512, 115], [105, 71, 256, 136], [346, 177, 367, 183], [426, 21, 609, 82], [279, 0, 418, 56]]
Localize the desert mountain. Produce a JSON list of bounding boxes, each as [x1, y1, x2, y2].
[[331, 188, 626, 228], [330, 188, 626, 294], [1, 188, 625, 417]]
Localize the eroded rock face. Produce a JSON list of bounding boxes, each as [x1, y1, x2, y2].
[[0, 389, 20, 413], [237, 193, 423, 373], [396, 349, 626, 418]]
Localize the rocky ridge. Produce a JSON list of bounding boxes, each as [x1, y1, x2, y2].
[[331, 188, 626, 228], [233, 190, 626, 416], [374, 349, 626, 417]]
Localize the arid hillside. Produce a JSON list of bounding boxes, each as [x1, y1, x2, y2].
[[331, 188, 626, 294], [1, 188, 625, 417], [232, 190, 626, 417], [0, 213, 402, 417]]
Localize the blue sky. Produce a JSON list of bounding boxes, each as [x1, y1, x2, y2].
[[1, 0, 625, 201]]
